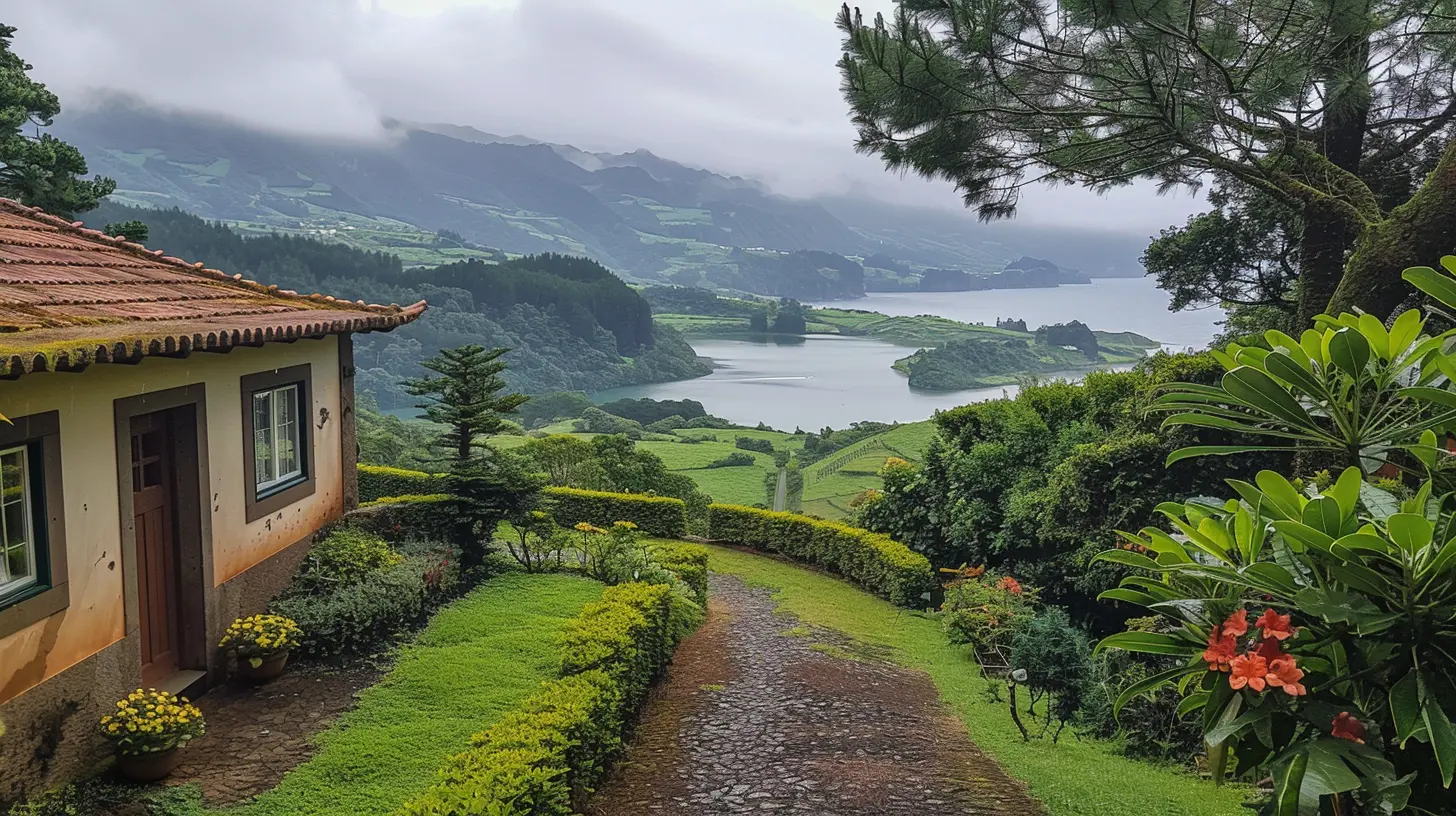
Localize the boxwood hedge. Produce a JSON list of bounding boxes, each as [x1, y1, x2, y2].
[[543, 487, 687, 539], [707, 504, 935, 608], [358, 465, 442, 504], [397, 582, 697, 815]]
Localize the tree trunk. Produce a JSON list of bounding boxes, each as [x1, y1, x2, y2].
[[1328, 140, 1456, 318], [1296, 203, 1357, 324]]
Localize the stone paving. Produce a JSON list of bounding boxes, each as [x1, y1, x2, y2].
[[590, 574, 1044, 815], [163, 661, 384, 805]]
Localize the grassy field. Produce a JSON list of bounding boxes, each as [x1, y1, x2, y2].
[[704, 546, 1250, 816], [800, 420, 936, 518], [215, 574, 604, 816]]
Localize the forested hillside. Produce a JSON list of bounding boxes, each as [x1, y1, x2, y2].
[[81, 203, 709, 407], [53, 103, 1149, 298]]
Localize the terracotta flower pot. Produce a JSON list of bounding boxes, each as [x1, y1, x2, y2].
[[116, 747, 183, 783], [238, 650, 290, 682]]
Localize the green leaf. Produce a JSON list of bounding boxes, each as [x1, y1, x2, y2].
[[1242, 563, 1300, 595], [1093, 550, 1161, 571], [1403, 264, 1456, 312], [1387, 513, 1434, 554], [1222, 367, 1318, 428], [1329, 467, 1362, 520], [1387, 309, 1425, 360], [1271, 751, 1307, 816], [1357, 313, 1391, 361], [1302, 496, 1345, 539], [1095, 631, 1192, 657], [1424, 534, 1456, 580], [1303, 739, 1362, 796], [1272, 520, 1335, 552], [1327, 327, 1372, 377], [1419, 684, 1456, 787], [1114, 664, 1203, 717], [1178, 692, 1210, 718], [1263, 351, 1326, 398], [1397, 386, 1456, 410], [1390, 670, 1422, 747], [1257, 471, 1306, 519], [1165, 445, 1301, 467], [1098, 588, 1155, 606]]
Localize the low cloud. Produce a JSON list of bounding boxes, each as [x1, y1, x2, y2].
[[9, 0, 1202, 233]]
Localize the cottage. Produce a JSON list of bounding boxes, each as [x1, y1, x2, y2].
[[0, 200, 424, 798]]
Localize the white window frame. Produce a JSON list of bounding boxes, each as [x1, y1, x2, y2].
[[0, 444, 38, 599], [252, 383, 305, 496]]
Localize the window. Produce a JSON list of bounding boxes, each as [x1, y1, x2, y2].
[[240, 365, 316, 522], [0, 410, 67, 639], [0, 445, 40, 599], [252, 384, 304, 495]]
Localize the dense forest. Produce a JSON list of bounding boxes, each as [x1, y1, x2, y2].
[[82, 203, 709, 407]]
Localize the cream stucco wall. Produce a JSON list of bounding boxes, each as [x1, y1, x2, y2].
[[0, 337, 344, 703]]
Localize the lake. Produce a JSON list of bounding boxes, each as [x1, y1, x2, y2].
[[597, 277, 1225, 429]]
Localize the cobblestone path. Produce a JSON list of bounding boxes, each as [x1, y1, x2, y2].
[[590, 573, 1044, 815]]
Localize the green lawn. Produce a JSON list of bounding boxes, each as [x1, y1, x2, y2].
[[704, 546, 1251, 816], [220, 574, 604, 816]]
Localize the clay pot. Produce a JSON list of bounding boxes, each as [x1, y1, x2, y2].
[[116, 747, 183, 783], [238, 650, 290, 682]]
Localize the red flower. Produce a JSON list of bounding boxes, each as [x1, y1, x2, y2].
[[1332, 712, 1366, 744], [1221, 609, 1249, 639], [1266, 657, 1306, 696], [1255, 636, 1285, 663], [1202, 632, 1238, 672], [1229, 653, 1269, 692], [1255, 609, 1295, 641], [997, 576, 1024, 595]]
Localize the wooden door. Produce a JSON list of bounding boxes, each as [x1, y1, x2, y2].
[[132, 414, 180, 685]]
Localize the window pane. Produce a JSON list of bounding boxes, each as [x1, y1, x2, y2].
[[0, 447, 35, 593], [275, 386, 300, 479], [253, 393, 275, 487]]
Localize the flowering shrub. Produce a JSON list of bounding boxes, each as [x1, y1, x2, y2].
[[1099, 467, 1456, 811], [219, 614, 302, 667], [940, 568, 1037, 651], [98, 689, 204, 755]]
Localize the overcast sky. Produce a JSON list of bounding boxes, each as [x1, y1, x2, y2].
[[9, 0, 1204, 233]]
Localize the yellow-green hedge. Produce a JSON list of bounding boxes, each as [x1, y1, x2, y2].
[[707, 504, 935, 607], [649, 541, 709, 605], [358, 465, 442, 504], [398, 582, 697, 815], [543, 487, 687, 539]]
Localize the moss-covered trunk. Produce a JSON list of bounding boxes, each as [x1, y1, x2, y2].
[[1328, 140, 1456, 318]]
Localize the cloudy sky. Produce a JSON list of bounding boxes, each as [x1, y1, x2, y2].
[[9, 0, 1203, 233]]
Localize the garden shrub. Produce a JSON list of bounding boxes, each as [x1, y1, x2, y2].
[[295, 528, 402, 591], [707, 504, 935, 607], [940, 569, 1037, 651], [649, 541, 709, 605], [1009, 608, 1092, 740], [351, 494, 456, 543], [734, 436, 775, 454], [272, 554, 459, 659], [704, 452, 755, 468], [398, 582, 697, 816], [544, 487, 687, 538], [358, 464, 442, 503]]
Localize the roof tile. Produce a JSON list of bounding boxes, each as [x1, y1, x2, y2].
[[0, 199, 425, 377]]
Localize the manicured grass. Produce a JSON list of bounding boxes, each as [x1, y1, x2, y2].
[[704, 545, 1250, 816], [222, 574, 605, 816]]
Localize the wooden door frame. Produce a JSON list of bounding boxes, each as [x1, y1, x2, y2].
[[114, 385, 212, 678]]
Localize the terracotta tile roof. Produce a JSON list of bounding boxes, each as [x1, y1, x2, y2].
[[0, 199, 426, 377]]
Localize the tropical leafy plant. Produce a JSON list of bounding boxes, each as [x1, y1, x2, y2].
[[1098, 466, 1456, 813], [1152, 309, 1456, 474]]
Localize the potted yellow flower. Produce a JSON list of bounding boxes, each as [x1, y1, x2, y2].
[[98, 688, 205, 782], [220, 614, 302, 682]]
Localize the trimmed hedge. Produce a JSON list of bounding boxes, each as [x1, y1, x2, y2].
[[649, 541, 709, 605], [358, 464, 442, 503], [543, 487, 687, 539], [398, 582, 697, 815], [350, 494, 456, 543], [707, 504, 935, 607]]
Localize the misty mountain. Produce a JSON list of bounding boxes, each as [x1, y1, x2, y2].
[[53, 103, 1150, 300]]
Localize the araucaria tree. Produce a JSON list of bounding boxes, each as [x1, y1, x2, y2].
[[838, 0, 1456, 321], [0, 25, 115, 217], [405, 345, 538, 567]]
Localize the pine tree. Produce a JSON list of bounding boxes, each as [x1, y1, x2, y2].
[[0, 25, 115, 217], [404, 345, 537, 568]]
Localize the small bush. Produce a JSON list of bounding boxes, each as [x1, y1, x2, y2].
[[398, 582, 697, 816], [940, 570, 1038, 651], [351, 494, 456, 543], [358, 464, 442, 503], [650, 541, 709, 605], [296, 529, 402, 590], [272, 555, 459, 659], [734, 436, 775, 454], [545, 487, 687, 538], [704, 452, 755, 468], [707, 504, 935, 607], [1009, 608, 1092, 740]]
